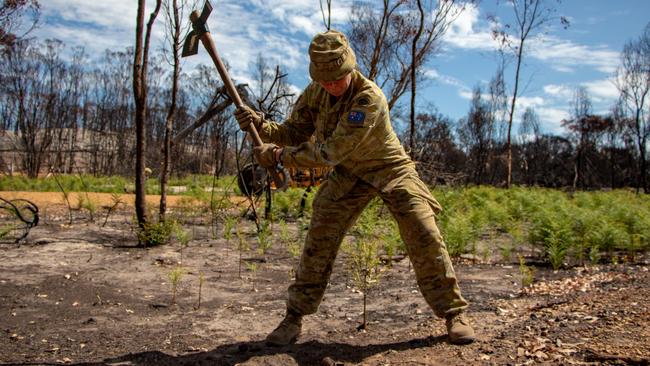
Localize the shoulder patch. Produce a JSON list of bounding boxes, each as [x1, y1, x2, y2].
[[348, 110, 365, 125]]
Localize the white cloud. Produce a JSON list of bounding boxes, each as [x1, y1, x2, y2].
[[443, 3, 497, 51], [531, 36, 620, 74], [517, 96, 546, 109], [543, 78, 618, 108], [581, 78, 618, 102], [449, 3, 479, 35], [33, 0, 323, 90], [40, 0, 137, 30], [459, 90, 473, 100], [427, 65, 477, 101], [425, 68, 470, 92], [543, 84, 573, 99], [537, 107, 570, 134], [34, 0, 142, 54], [440, 4, 621, 75], [287, 15, 321, 37], [509, 95, 569, 134], [250, 0, 353, 36]]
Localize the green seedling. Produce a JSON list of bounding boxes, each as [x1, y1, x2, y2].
[[588, 244, 601, 265], [500, 243, 513, 263], [168, 266, 184, 305], [257, 220, 273, 254], [245, 261, 259, 291], [102, 193, 124, 227], [235, 224, 250, 279], [344, 237, 381, 331], [281, 219, 303, 280], [223, 214, 236, 243], [518, 255, 534, 288], [137, 219, 176, 247], [52, 173, 73, 224], [174, 224, 192, 263]]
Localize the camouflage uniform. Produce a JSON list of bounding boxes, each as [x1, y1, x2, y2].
[[259, 68, 469, 318]]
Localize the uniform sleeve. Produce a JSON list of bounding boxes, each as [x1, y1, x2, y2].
[[282, 93, 382, 168], [258, 88, 316, 146]]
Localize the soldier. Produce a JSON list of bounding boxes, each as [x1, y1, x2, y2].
[[235, 30, 475, 346]]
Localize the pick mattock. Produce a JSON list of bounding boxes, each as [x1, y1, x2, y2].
[[182, 0, 288, 190]]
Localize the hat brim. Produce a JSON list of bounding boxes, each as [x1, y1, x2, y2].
[[309, 52, 356, 82]]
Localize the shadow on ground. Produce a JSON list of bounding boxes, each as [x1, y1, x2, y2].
[[66, 336, 448, 366]]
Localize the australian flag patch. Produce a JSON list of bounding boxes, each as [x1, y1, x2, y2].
[[348, 110, 365, 125]]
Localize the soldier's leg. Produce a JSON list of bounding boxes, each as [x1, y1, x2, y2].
[[379, 173, 468, 318], [287, 179, 375, 315]]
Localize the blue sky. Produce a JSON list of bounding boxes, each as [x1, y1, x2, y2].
[[33, 0, 650, 135]]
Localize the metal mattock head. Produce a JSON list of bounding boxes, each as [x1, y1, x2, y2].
[[181, 0, 213, 57]]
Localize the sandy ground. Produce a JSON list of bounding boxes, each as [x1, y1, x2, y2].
[[0, 198, 648, 366], [0, 191, 218, 208]]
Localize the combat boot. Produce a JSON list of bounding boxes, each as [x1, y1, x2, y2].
[[265, 310, 302, 346], [446, 312, 475, 345]]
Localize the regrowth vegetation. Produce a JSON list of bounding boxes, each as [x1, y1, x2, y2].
[[3, 174, 649, 270]]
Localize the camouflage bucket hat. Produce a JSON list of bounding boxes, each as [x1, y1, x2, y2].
[[309, 30, 356, 82]]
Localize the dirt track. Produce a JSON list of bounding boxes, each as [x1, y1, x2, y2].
[[0, 191, 207, 208]]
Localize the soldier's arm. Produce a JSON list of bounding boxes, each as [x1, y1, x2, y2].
[[258, 88, 316, 146], [281, 93, 382, 168]]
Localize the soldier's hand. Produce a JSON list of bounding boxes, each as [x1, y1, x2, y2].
[[234, 105, 263, 132], [253, 143, 280, 168]]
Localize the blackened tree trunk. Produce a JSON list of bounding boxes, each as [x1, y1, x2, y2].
[[409, 0, 424, 154], [133, 0, 161, 241], [159, 0, 183, 222]]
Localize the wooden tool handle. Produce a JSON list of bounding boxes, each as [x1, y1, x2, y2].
[[191, 11, 286, 189]]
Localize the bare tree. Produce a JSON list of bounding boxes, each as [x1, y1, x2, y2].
[[0, 0, 39, 49], [457, 85, 495, 185], [409, 109, 465, 185], [320, 0, 332, 31], [159, 0, 194, 222], [517, 107, 541, 185], [86, 48, 135, 176], [489, 62, 509, 144], [615, 22, 650, 193], [486, 64, 509, 184], [0, 39, 74, 177], [349, 0, 468, 112], [604, 100, 634, 189], [185, 64, 232, 175], [408, 0, 425, 153], [250, 54, 294, 121], [491, 0, 566, 188], [562, 87, 596, 189], [133, 0, 162, 239]]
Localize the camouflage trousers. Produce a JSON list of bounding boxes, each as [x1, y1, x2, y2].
[[287, 171, 468, 318]]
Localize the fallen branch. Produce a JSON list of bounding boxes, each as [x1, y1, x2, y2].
[[583, 348, 649, 366]]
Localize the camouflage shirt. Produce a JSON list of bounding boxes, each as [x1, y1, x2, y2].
[[259, 70, 415, 193]]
